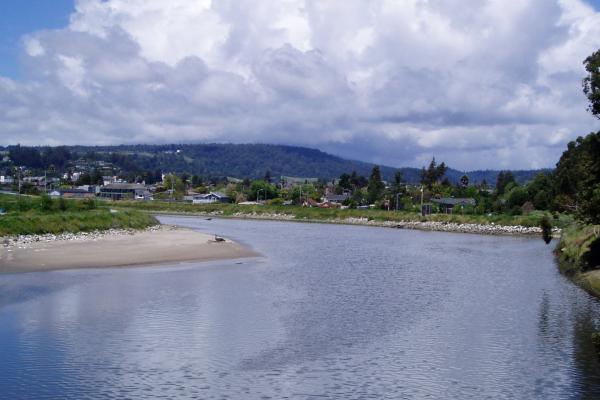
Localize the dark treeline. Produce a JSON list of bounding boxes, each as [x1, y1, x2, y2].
[[0, 143, 546, 186]]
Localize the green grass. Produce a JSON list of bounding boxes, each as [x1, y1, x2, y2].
[[554, 223, 600, 298], [111, 200, 572, 228], [578, 271, 600, 298], [0, 194, 158, 236], [555, 224, 600, 275]]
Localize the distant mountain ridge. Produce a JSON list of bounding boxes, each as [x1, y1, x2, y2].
[[1, 143, 549, 185]]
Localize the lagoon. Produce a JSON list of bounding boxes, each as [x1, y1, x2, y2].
[[1, 216, 600, 399]]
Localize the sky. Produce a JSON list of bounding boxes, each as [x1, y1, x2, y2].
[[1, 0, 599, 170]]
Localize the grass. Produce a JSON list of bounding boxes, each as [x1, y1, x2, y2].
[[111, 200, 573, 228], [555, 223, 600, 298], [0, 194, 158, 236], [578, 271, 600, 298], [556, 224, 600, 274]]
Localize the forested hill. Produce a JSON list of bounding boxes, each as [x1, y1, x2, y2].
[[1, 143, 547, 184]]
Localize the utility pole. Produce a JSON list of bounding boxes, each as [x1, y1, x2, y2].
[[257, 188, 264, 203], [420, 185, 424, 216]]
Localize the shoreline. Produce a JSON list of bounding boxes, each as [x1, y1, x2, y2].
[[149, 210, 559, 237], [0, 225, 260, 274]]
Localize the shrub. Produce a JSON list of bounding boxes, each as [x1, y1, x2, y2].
[[540, 216, 553, 244], [84, 198, 97, 210], [40, 194, 54, 212], [58, 197, 68, 211]]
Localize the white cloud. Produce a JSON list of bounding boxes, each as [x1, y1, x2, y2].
[[1, 0, 599, 170]]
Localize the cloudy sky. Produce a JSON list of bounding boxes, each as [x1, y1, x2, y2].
[[1, 0, 599, 170]]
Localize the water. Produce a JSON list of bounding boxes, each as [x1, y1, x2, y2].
[[1, 216, 600, 399]]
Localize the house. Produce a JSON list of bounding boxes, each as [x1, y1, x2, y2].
[[0, 176, 14, 185], [192, 192, 231, 204], [76, 185, 101, 195], [323, 193, 350, 204], [49, 189, 95, 199], [280, 176, 319, 189], [431, 198, 476, 214], [99, 183, 150, 200]]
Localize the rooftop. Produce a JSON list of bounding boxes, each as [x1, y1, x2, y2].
[[431, 197, 476, 206]]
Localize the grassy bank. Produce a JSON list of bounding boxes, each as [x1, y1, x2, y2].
[[0, 194, 158, 236], [112, 199, 573, 228], [555, 224, 600, 297]]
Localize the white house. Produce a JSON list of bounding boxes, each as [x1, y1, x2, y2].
[[0, 176, 14, 184], [192, 192, 231, 204]]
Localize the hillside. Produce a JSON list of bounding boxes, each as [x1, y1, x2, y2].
[[1, 143, 548, 184]]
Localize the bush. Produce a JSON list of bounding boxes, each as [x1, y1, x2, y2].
[[40, 194, 54, 211], [268, 198, 284, 206], [84, 198, 97, 210], [58, 197, 68, 211], [509, 206, 522, 216], [540, 216, 553, 244]]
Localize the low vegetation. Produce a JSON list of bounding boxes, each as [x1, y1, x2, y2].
[[113, 199, 574, 229], [556, 224, 600, 297], [0, 194, 157, 236]]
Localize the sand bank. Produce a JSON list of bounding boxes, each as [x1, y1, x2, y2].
[[0, 226, 259, 274]]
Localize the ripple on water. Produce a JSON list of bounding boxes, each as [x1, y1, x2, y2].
[[1, 217, 600, 398]]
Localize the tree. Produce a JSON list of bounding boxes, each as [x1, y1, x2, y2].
[[367, 166, 385, 204], [8, 145, 43, 168], [248, 180, 278, 201], [264, 170, 272, 183], [42, 146, 71, 169], [553, 132, 600, 223], [163, 174, 185, 194], [495, 171, 515, 195], [338, 173, 352, 190], [82, 169, 103, 185], [191, 175, 202, 187], [526, 172, 553, 210], [506, 186, 528, 209], [421, 157, 447, 189], [290, 184, 317, 204], [583, 49, 600, 119], [350, 170, 368, 188]]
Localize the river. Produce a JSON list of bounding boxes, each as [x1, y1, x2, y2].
[[1, 216, 600, 399]]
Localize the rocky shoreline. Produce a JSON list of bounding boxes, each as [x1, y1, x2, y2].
[[1, 225, 164, 249], [1, 213, 559, 247], [156, 210, 560, 237]]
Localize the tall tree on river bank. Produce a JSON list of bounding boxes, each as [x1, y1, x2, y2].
[[583, 49, 600, 119]]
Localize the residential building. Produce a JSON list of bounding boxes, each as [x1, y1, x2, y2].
[[323, 193, 350, 204], [431, 198, 476, 214], [99, 183, 150, 200], [49, 189, 95, 199], [192, 192, 231, 204], [0, 176, 14, 184]]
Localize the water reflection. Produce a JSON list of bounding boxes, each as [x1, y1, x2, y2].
[[0, 217, 599, 399]]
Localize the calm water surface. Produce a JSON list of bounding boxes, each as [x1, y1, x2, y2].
[[1, 216, 600, 399]]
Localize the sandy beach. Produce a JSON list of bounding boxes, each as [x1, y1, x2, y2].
[[0, 226, 259, 274]]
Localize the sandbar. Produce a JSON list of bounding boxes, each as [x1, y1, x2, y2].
[[0, 226, 259, 274]]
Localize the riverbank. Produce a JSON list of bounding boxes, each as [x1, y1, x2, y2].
[[150, 210, 559, 237], [555, 224, 600, 297], [113, 201, 568, 237], [0, 225, 259, 274], [0, 194, 158, 235]]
